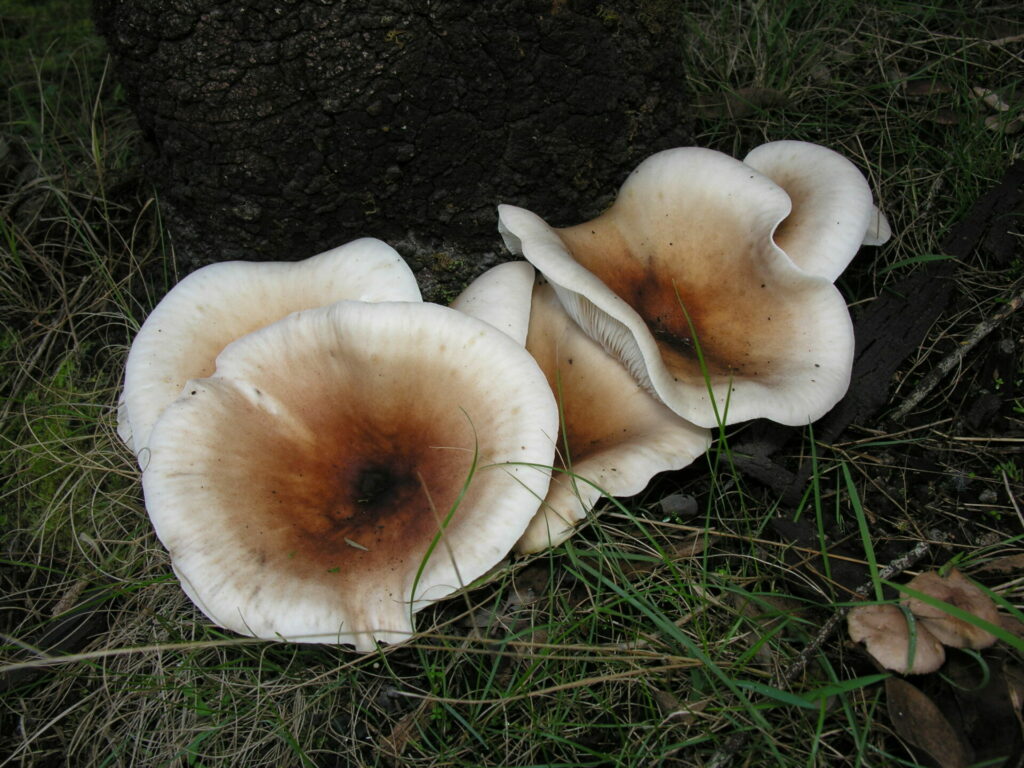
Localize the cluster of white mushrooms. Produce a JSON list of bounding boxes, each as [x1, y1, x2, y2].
[[119, 141, 890, 650]]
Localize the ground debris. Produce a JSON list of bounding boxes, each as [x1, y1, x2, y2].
[[891, 289, 1024, 421], [650, 687, 709, 726], [886, 677, 973, 768]]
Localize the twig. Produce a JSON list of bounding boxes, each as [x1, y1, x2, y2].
[[1002, 470, 1023, 530], [706, 539, 935, 768], [989, 32, 1024, 46], [891, 289, 1024, 421]]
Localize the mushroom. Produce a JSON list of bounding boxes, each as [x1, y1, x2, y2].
[[742, 140, 892, 280], [450, 260, 534, 346], [452, 262, 711, 552], [118, 238, 422, 457], [901, 569, 1000, 649], [141, 300, 558, 651], [847, 603, 946, 674], [497, 145, 858, 428]]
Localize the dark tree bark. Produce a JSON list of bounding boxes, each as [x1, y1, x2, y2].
[[93, 0, 693, 299]]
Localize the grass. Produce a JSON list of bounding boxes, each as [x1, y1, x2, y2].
[[2, 0, 1023, 766]]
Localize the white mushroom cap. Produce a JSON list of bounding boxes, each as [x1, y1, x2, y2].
[[743, 140, 892, 280], [847, 603, 946, 674], [450, 261, 535, 346], [453, 263, 711, 553], [141, 301, 558, 651], [118, 238, 422, 457], [498, 147, 856, 428], [901, 569, 1000, 649], [861, 206, 893, 247]]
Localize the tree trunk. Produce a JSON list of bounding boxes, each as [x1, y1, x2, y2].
[[93, 0, 693, 299]]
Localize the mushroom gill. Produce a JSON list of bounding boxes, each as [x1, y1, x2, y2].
[[453, 262, 711, 553]]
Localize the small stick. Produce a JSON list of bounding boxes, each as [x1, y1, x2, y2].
[[1002, 470, 1023, 529], [990, 32, 1024, 46], [891, 289, 1024, 421], [706, 539, 934, 768]]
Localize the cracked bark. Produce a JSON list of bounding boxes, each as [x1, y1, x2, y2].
[[92, 0, 693, 299]]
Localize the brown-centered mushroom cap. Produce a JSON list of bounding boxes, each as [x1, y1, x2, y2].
[[118, 238, 421, 458], [498, 146, 856, 428], [742, 140, 891, 281], [453, 262, 711, 553], [847, 603, 946, 674], [142, 300, 558, 650], [901, 569, 1000, 649]]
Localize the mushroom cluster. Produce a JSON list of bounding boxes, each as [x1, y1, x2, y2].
[[847, 569, 1002, 674], [452, 262, 711, 552], [463, 140, 889, 551], [121, 140, 890, 648]]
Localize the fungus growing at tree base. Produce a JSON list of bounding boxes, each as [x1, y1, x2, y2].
[[141, 301, 558, 651], [498, 141, 890, 428]]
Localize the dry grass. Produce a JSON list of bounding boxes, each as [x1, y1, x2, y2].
[[2, 1, 1023, 766]]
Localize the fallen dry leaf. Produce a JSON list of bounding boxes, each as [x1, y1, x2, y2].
[[652, 687, 680, 714], [985, 113, 1024, 135], [998, 612, 1024, 641], [925, 108, 961, 126], [944, 654, 1024, 764], [885, 677, 972, 768], [905, 78, 954, 97], [973, 85, 1012, 112], [973, 553, 1024, 576]]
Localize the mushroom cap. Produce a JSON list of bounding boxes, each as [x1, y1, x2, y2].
[[452, 263, 711, 553], [450, 261, 535, 346], [498, 146, 856, 428], [861, 205, 893, 248], [141, 301, 558, 651], [901, 569, 1000, 649], [847, 603, 946, 674], [743, 140, 891, 280], [520, 281, 711, 551], [118, 238, 422, 457]]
